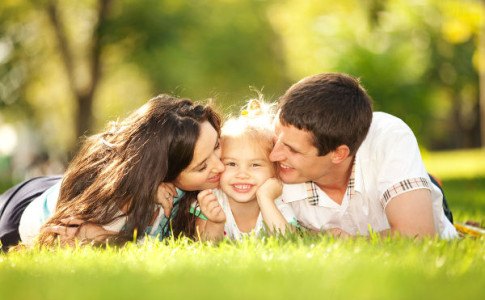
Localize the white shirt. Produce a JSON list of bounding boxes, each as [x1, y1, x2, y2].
[[282, 112, 457, 239], [192, 189, 298, 240]]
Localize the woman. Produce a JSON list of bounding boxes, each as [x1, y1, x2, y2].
[[0, 94, 224, 250]]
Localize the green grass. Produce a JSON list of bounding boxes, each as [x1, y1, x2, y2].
[[1, 149, 484, 300], [1, 236, 484, 300], [423, 148, 485, 224]]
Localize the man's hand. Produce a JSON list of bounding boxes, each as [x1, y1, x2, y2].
[[197, 189, 226, 224]]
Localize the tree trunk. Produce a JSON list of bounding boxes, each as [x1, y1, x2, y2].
[[76, 94, 94, 140], [46, 0, 112, 154], [480, 0, 485, 148]]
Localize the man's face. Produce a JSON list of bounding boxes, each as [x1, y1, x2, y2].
[[269, 119, 332, 184]]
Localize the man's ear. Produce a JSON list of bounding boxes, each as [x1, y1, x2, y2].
[[330, 145, 350, 163]]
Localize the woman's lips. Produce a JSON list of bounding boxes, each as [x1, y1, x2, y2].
[[207, 174, 221, 183]]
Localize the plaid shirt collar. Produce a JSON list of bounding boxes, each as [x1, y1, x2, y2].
[[307, 161, 355, 206], [285, 159, 357, 207]]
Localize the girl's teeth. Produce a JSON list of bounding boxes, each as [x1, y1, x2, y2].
[[234, 184, 251, 190]]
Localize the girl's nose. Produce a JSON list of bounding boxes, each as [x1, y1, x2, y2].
[[236, 167, 250, 179]]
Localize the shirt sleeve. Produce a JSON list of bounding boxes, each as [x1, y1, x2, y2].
[[372, 115, 432, 207], [18, 181, 61, 246]]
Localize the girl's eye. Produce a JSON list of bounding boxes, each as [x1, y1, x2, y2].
[[225, 162, 236, 167], [251, 164, 261, 167]]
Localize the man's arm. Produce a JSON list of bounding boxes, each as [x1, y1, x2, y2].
[[384, 188, 436, 237]]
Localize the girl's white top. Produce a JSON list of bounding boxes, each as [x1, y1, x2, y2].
[[192, 189, 298, 240]]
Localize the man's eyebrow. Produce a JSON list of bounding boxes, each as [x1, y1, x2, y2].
[[281, 140, 302, 154]]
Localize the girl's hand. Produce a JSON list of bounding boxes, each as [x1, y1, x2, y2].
[[197, 189, 226, 224], [256, 178, 283, 203], [156, 182, 177, 217], [42, 217, 116, 246]]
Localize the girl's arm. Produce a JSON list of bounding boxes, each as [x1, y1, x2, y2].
[[256, 178, 292, 234], [194, 189, 226, 241]]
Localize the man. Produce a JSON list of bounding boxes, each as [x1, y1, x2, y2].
[[270, 73, 457, 238]]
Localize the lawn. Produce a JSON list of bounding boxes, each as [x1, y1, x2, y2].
[[0, 149, 484, 300]]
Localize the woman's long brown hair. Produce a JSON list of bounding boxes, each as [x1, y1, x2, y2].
[[37, 94, 221, 246]]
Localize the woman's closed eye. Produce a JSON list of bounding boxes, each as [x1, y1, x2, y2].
[[214, 139, 221, 150], [196, 164, 208, 172]]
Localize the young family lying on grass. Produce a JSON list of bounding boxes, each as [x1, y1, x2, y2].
[[0, 72, 458, 251]]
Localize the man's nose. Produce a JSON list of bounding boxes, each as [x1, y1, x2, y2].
[[269, 141, 285, 162]]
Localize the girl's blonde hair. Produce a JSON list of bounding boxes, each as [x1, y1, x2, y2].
[[221, 97, 276, 157]]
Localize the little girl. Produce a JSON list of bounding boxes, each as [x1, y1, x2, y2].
[[190, 99, 298, 241]]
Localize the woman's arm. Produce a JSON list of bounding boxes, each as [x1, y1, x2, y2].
[[41, 217, 118, 246]]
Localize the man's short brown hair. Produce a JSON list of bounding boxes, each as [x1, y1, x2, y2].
[[278, 73, 373, 156]]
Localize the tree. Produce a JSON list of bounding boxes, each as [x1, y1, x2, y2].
[[0, 0, 288, 164], [44, 0, 113, 143], [268, 0, 483, 149]]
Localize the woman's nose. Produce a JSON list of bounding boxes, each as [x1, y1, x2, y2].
[[211, 154, 225, 173]]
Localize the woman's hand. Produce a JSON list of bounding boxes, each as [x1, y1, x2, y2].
[[197, 189, 225, 224], [42, 217, 116, 246], [156, 182, 177, 217]]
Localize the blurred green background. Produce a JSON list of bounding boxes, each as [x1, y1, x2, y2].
[[0, 0, 484, 190]]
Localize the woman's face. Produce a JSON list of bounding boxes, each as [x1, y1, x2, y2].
[[173, 121, 224, 191]]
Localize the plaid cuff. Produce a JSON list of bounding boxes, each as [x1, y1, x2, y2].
[[381, 177, 430, 204]]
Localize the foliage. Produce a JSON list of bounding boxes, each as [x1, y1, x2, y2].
[[0, 0, 483, 180], [268, 0, 484, 149]]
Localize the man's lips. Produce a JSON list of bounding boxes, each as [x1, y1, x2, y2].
[[279, 163, 293, 171], [207, 174, 221, 183]]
